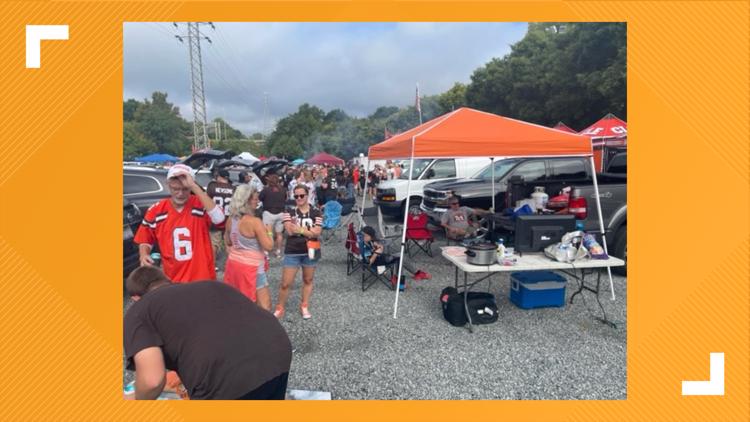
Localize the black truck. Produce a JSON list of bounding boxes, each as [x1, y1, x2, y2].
[[421, 154, 627, 275]]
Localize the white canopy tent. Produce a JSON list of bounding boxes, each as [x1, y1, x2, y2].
[[235, 151, 259, 162]]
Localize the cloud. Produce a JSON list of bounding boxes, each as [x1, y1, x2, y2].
[[124, 22, 527, 135]]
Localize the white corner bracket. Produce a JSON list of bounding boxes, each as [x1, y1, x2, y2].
[[681, 352, 724, 396], [26, 25, 69, 68]]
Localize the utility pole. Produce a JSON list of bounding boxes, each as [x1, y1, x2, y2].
[[175, 22, 214, 150]]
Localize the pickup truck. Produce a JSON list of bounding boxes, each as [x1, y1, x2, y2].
[[422, 154, 627, 275]]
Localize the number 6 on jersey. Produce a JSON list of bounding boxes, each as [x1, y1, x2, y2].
[[173, 227, 193, 261]]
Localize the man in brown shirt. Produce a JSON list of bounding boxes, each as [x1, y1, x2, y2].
[[124, 266, 292, 400]]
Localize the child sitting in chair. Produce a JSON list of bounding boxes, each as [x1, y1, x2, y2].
[[360, 226, 431, 282]]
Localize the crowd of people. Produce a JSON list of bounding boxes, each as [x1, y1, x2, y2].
[[124, 158, 412, 400]]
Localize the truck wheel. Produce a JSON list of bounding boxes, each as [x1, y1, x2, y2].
[[612, 226, 627, 276]]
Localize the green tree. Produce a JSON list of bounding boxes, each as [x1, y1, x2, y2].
[[466, 22, 626, 129], [132, 92, 191, 155], [123, 121, 156, 159], [123, 99, 139, 121], [437, 82, 468, 113], [265, 103, 325, 157]]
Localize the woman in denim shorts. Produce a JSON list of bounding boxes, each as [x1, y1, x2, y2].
[[273, 185, 322, 320]]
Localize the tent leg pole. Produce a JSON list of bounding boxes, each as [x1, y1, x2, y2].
[[590, 156, 615, 301], [393, 141, 416, 319]]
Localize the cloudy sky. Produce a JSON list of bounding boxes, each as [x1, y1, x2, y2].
[[124, 22, 527, 135]]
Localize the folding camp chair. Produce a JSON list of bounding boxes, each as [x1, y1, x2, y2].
[[405, 212, 434, 258], [345, 222, 363, 276], [321, 200, 343, 243], [358, 233, 400, 292]]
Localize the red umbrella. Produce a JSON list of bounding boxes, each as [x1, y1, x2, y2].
[[306, 152, 344, 165]]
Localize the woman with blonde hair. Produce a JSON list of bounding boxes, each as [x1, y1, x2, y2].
[[224, 184, 275, 310]]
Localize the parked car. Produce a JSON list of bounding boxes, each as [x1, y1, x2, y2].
[[373, 157, 491, 216], [123, 165, 170, 214], [123, 198, 142, 278]]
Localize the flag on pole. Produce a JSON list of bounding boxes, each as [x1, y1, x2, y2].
[[415, 83, 423, 124], [415, 84, 421, 114]]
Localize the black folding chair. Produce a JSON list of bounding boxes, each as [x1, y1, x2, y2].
[[359, 235, 401, 292]]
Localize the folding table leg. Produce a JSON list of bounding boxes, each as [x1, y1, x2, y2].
[[463, 271, 473, 333]]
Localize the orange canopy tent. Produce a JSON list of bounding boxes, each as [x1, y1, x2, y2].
[[365, 107, 615, 318], [368, 108, 592, 160]]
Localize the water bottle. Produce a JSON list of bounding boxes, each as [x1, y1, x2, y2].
[[308, 246, 316, 260], [496, 238, 506, 262]]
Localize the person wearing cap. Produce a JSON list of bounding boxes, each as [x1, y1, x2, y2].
[[134, 164, 225, 282], [206, 168, 234, 265], [440, 196, 491, 240]]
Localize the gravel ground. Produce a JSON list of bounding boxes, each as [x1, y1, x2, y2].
[[124, 203, 627, 400]]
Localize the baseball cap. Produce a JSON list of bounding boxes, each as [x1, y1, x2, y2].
[[167, 163, 194, 180]]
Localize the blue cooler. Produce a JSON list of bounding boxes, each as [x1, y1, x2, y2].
[[510, 271, 566, 309]]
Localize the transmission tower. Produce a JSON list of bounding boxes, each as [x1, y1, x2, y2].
[[175, 22, 214, 150]]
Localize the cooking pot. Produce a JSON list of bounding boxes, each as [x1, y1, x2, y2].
[[464, 242, 497, 265]]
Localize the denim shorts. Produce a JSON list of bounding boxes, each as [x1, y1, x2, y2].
[[256, 271, 268, 289], [283, 254, 319, 268]]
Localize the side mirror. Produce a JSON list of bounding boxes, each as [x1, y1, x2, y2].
[[425, 168, 436, 179]]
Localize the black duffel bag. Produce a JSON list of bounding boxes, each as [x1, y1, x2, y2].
[[440, 287, 499, 327]]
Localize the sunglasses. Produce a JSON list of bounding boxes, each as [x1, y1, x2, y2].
[[294, 194, 307, 199]]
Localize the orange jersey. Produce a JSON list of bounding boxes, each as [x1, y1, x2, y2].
[[134, 195, 216, 282]]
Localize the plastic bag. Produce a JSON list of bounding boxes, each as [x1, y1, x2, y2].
[[544, 231, 589, 263]]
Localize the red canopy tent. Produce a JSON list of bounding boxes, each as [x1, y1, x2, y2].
[[306, 152, 344, 165], [366, 107, 615, 317], [579, 113, 627, 171], [552, 121, 578, 133]]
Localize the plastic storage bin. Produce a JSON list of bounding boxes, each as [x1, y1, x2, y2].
[[510, 271, 566, 309]]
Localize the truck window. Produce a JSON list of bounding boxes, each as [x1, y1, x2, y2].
[[124, 175, 161, 195], [607, 154, 627, 174], [548, 159, 587, 180], [510, 161, 546, 182], [426, 159, 456, 179], [399, 159, 432, 179]]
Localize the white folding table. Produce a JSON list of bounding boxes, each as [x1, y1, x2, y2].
[[440, 246, 626, 332]]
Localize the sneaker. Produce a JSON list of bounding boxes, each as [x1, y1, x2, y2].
[[275, 249, 282, 259], [273, 306, 285, 319], [300, 305, 312, 320]]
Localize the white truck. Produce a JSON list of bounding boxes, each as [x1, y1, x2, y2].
[[373, 157, 491, 216]]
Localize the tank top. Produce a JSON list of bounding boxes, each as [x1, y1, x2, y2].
[[228, 216, 265, 267]]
